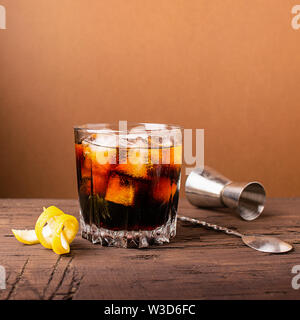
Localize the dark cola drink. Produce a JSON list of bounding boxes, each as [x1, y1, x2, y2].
[[74, 123, 182, 248]]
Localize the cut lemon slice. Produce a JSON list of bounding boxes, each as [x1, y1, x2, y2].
[[12, 229, 39, 245], [35, 206, 64, 249], [51, 214, 79, 254]]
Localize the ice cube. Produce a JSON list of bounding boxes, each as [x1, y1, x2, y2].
[[116, 163, 149, 179], [150, 133, 173, 148], [127, 135, 149, 148], [92, 130, 118, 148], [149, 146, 171, 165], [94, 147, 116, 165], [171, 145, 182, 165], [83, 138, 117, 166], [150, 145, 182, 165], [118, 135, 129, 149], [127, 148, 148, 165], [105, 173, 135, 206], [126, 125, 149, 147], [116, 146, 149, 178], [117, 138, 150, 178]]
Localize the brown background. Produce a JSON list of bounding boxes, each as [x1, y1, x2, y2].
[[0, 0, 300, 198]]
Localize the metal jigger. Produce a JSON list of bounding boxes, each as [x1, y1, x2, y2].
[[185, 167, 266, 221]]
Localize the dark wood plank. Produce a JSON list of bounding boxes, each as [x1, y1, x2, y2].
[[0, 198, 300, 300]]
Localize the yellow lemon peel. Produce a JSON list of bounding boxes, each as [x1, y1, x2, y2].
[[12, 206, 78, 255], [12, 229, 39, 245], [35, 206, 65, 249], [51, 214, 79, 254]]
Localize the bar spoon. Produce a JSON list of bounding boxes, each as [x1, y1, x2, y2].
[[178, 216, 293, 253]]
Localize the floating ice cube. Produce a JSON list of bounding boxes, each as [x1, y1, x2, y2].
[[116, 162, 149, 179], [118, 135, 129, 148], [149, 134, 173, 148], [105, 173, 135, 206], [126, 125, 149, 148], [92, 130, 118, 148], [127, 148, 149, 165], [83, 131, 117, 165]]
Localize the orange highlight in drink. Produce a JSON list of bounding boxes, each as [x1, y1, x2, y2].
[[105, 174, 135, 206], [152, 177, 177, 203]]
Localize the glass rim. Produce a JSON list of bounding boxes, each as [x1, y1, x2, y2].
[[73, 122, 183, 134]]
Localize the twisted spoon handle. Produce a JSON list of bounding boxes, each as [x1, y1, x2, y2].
[[177, 215, 242, 238]]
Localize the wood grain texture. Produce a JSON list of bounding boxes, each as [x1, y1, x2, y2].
[[1, 198, 300, 300]]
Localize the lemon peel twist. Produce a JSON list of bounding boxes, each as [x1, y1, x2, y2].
[[35, 206, 65, 249], [12, 206, 79, 255], [51, 214, 79, 254]]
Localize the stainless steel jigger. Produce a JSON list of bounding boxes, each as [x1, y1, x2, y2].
[[185, 167, 266, 221]]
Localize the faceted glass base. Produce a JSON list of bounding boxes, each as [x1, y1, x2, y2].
[[80, 215, 177, 248]]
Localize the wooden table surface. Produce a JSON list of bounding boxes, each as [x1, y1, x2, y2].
[[0, 198, 300, 300]]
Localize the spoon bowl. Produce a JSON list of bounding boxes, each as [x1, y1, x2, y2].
[[242, 235, 293, 253]]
